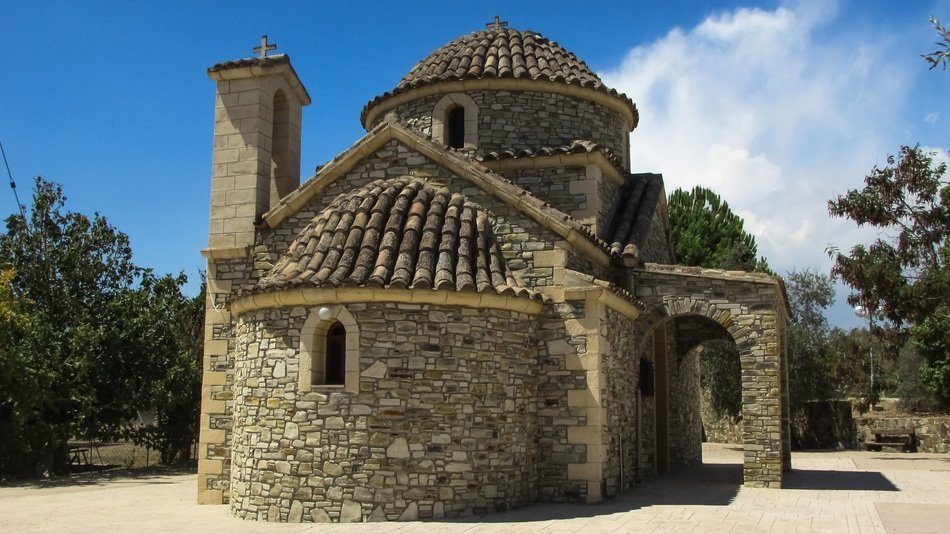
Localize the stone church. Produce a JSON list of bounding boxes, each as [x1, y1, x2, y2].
[[198, 22, 792, 523]]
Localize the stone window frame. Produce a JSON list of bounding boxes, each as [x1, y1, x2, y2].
[[432, 93, 478, 149], [299, 305, 360, 393]]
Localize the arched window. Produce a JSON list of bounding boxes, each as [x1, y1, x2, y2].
[[432, 93, 478, 150], [300, 306, 360, 393], [325, 321, 346, 385], [447, 106, 465, 149]]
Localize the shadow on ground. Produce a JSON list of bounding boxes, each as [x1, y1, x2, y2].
[[443, 461, 742, 523], [783, 469, 898, 491], [1, 464, 195, 489]]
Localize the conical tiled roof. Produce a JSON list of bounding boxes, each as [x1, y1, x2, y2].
[[251, 177, 543, 301], [362, 27, 636, 126]]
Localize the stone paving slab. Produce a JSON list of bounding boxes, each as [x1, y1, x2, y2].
[[1, 444, 948, 533]]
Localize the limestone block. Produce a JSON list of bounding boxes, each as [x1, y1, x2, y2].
[[340, 500, 362, 523], [288, 501, 303, 522], [386, 437, 410, 459], [353, 487, 374, 502], [398, 502, 419, 521], [323, 461, 344, 477], [310, 508, 332, 523], [284, 421, 299, 439], [367, 506, 388, 522], [362, 361, 388, 378]]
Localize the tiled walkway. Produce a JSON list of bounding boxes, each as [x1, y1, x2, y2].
[[2, 444, 948, 533]]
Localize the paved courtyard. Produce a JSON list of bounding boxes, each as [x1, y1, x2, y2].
[[2, 444, 948, 533]]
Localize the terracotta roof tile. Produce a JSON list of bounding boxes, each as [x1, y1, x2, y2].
[[477, 140, 625, 173], [604, 173, 664, 258], [362, 28, 636, 126], [246, 177, 545, 302]]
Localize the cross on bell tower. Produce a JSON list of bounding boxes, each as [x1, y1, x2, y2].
[[485, 16, 508, 30], [253, 35, 277, 58]]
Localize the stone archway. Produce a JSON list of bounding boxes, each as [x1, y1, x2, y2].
[[633, 265, 792, 488]]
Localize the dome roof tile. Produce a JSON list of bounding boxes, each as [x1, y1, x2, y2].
[[362, 28, 636, 127]]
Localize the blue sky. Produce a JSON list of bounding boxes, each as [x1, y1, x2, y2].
[[2, 0, 948, 328]]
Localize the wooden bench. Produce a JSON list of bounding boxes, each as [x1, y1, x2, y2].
[[863, 428, 915, 452]]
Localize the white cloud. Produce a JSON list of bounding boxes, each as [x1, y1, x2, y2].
[[924, 112, 939, 124], [600, 0, 911, 280]]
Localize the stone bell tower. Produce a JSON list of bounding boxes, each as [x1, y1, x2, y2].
[[198, 36, 310, 506], [206, 35, 311, 250]]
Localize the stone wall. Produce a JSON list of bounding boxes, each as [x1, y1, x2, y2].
[[504, 167, 587, 223], [229, 302, 539, 522], [854, 415, 950, 453], [602, 307, 642, 496], [668, 338, 703, 467], [638, 209, 674, 264], [392, 91, 628, 160]]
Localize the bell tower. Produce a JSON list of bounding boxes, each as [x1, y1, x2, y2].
[[198, 36, 310, 506], [206, 36, 311, 251]]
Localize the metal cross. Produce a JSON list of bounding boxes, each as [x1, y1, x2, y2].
[[253, 35, 277, 58], [485, 16, 508, 30]]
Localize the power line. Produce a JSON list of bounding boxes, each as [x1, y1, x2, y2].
[[1, 140, 28, 222]]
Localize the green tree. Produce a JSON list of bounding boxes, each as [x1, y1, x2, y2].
[[0, 178, 202, 474], [699, 340, 742, 420], [124, 274, 204, 464], [786, 270, 835, 411], [668, 186, 770, 272], [828, 146, 949, 405], [0, 268, 48, 476]]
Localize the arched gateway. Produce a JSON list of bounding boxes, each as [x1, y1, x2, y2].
[[633, 264, 792, 488]]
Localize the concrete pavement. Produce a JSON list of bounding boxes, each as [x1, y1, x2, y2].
[[1, 444, 948, 533]]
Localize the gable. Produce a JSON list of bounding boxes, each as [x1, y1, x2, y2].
[[258, 122, 617, 275], [253, 138, 585, 291]]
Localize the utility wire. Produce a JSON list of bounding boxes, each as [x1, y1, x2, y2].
[[1, 140, 28, 222]]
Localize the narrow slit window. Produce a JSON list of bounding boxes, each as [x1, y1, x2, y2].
[[325, 321, 346, 385], [639, 359, 655, 396], [447, 106, 465, 149]]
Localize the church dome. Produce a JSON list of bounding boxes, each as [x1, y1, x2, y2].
[[362, 27, 637, 129], [400, 28, 604, 90], [252, 177, 542, 301]]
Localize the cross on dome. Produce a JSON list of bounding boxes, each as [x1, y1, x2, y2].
[[485, 16, 508, 30], [253, 35, 277, 58]]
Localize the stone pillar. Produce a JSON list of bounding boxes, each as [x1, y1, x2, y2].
[[565, 297, 608, 503], [740, 311, 784, 488], [653, 323, 670, 474]]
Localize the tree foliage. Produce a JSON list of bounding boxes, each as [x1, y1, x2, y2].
[[0, 178, 202, 475], [699, 340, 742, 420], [923, 17, 950, 70], [668, 186, 770, 272], [786, 270, 835, 410], [828, 146, 949, 405]]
